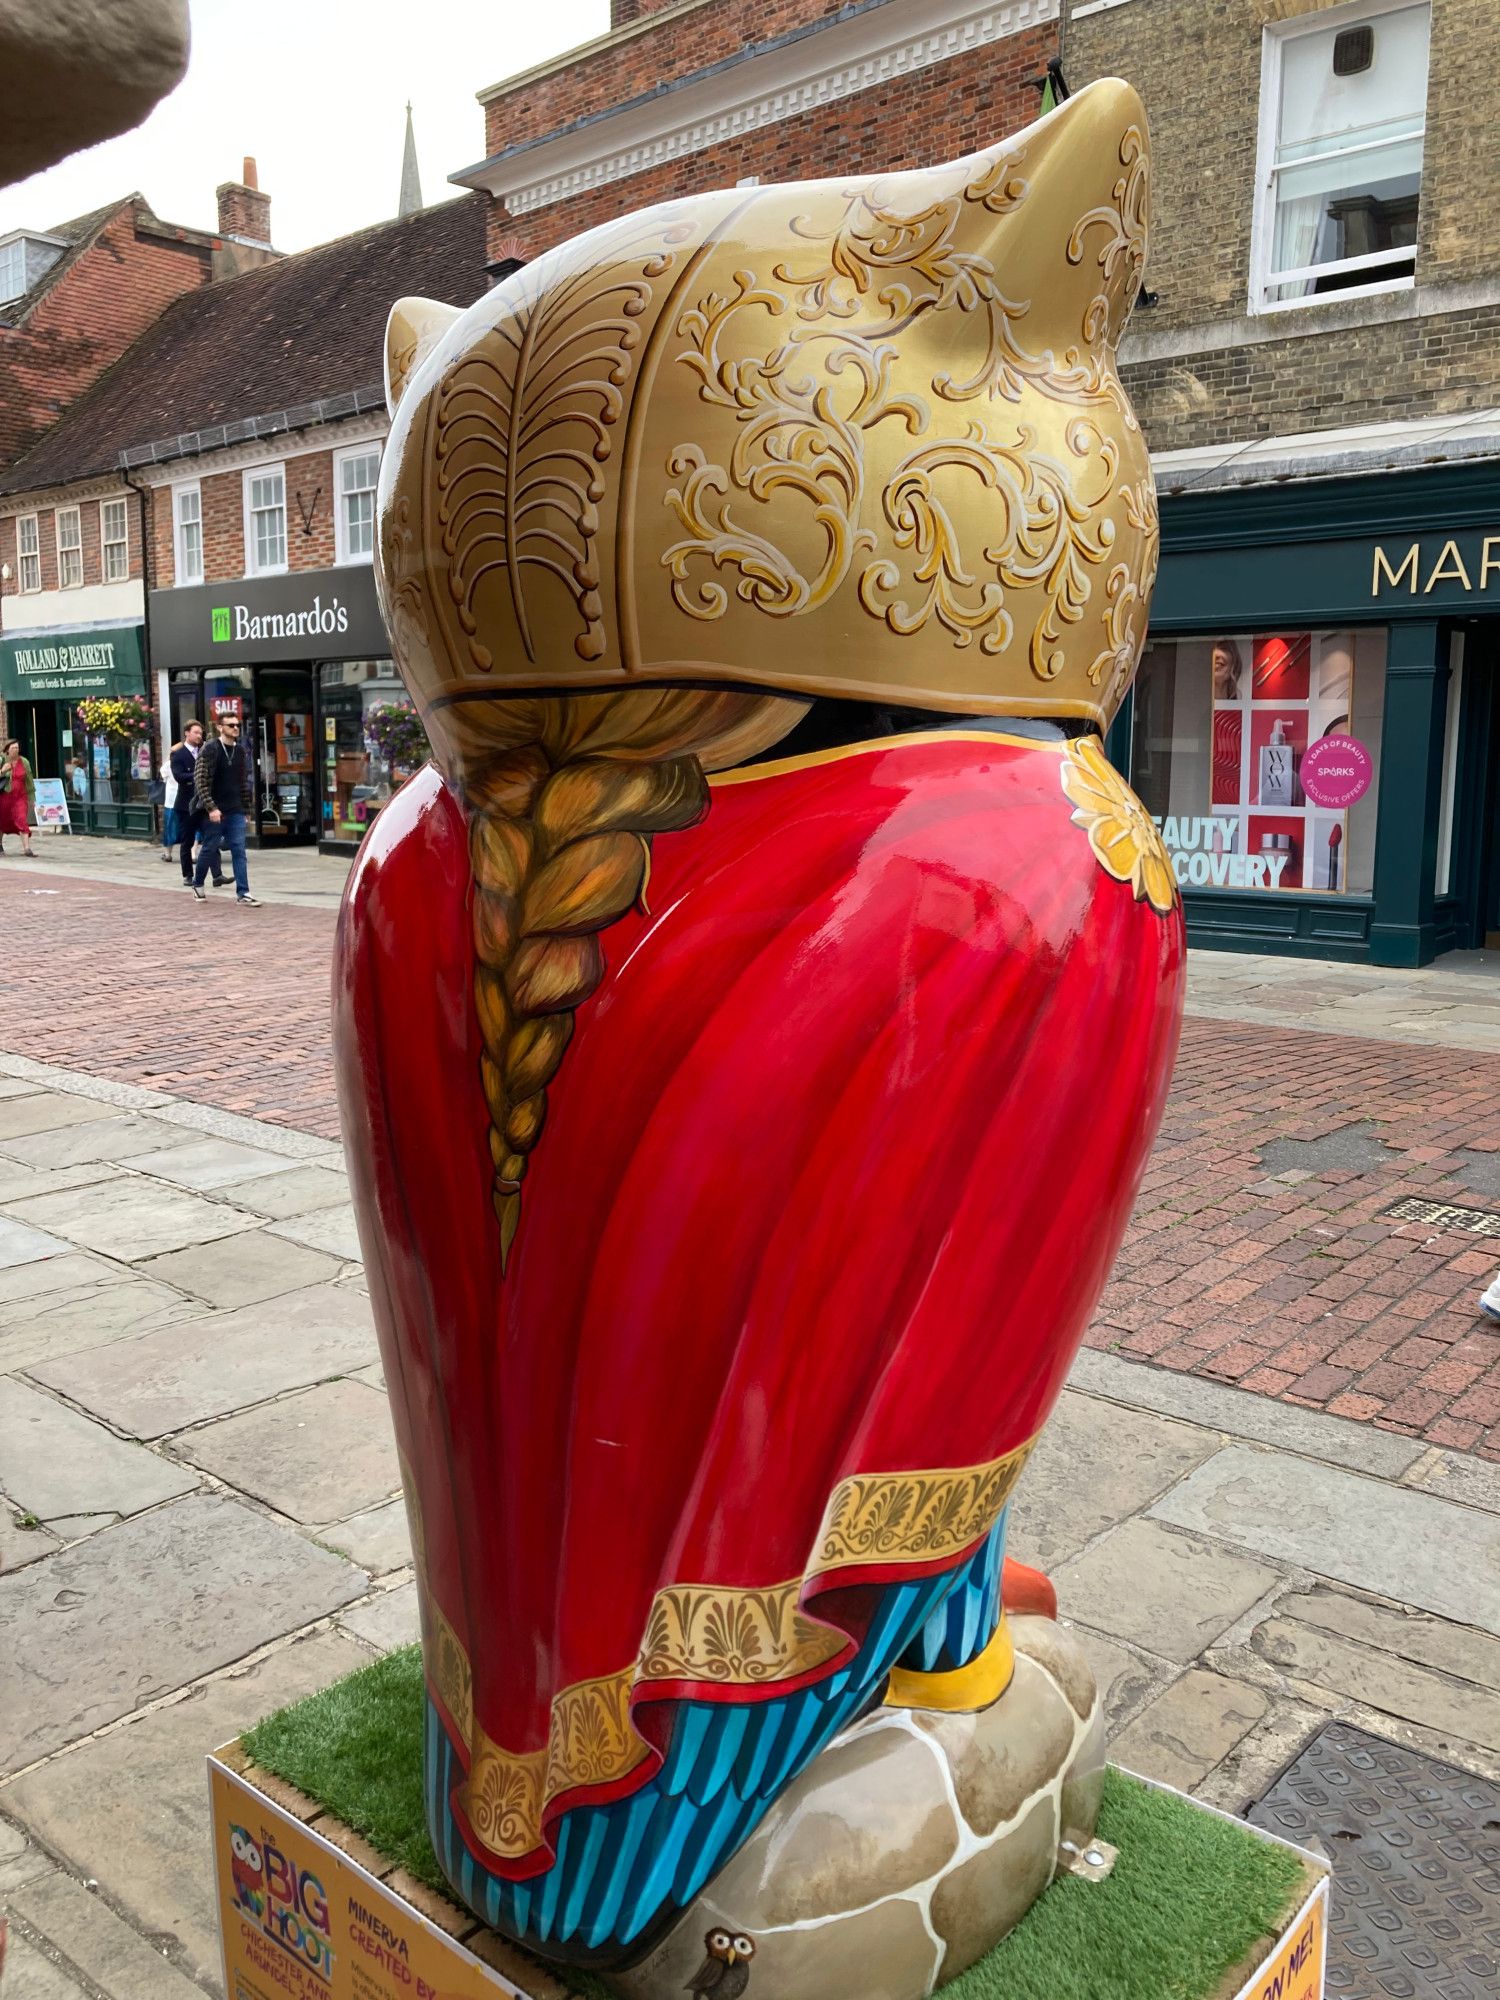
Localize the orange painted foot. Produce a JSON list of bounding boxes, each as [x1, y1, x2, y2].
[[1001, 1557, 1056, 1620]]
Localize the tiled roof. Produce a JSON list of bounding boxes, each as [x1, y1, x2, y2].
[[0, 194, 487, 497], [0, 198, 131, 329]]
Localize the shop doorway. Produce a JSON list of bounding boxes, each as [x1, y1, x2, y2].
[[256, 666, 317, 845], [7, 701, 63, 781], [1444, 623, 1500, 952]]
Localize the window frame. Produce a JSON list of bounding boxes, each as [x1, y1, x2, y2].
[[334, 443, 381, 566], [173, 481, 204, 587], [101, 496, 129, 583], [1249, 0, 1429, 317], [242, 461, 288, 577], [0, 239, 24, 306], [16, 512, 41, 594], [56, 504, 83, 589]]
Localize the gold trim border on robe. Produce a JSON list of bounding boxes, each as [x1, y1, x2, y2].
[[415, 1437, 1035, 1864]]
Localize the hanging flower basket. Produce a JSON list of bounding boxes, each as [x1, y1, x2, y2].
[[365, 702, 430, 772], [75, 694, 154, 744]]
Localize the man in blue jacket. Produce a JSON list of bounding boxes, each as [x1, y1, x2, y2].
[[191, 712, 260, 906], [171, 720, 225, 889]]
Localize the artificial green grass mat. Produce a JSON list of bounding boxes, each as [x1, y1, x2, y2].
[[244, 1643, 442, 1892], [244, 1644, 1307, 2000], [941, 1766, 1306, 2000]]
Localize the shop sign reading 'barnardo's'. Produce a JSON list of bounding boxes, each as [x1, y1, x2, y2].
[[149, 567, 387, 669]]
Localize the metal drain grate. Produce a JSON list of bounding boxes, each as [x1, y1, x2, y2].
[[1248, 1722, 1500, 1999], [1383, 1195, 1500, 1240]]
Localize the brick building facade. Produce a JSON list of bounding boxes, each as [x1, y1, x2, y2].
[[1061, 0, 1500, 453], [1051, 0, 1500, 968], [0, 192, 486, 846], [454, 0, 1062, 265]]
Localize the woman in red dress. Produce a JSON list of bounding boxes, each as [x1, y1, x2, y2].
[[0, 740, 35, 856]]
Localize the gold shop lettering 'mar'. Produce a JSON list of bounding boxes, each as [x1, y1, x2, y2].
[[1372, 537, 1500, 598]]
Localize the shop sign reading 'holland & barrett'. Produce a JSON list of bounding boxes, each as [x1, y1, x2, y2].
[[0, 622, 145, 701], [149, 567, 387, 669]]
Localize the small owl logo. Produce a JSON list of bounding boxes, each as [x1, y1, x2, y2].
[[686, 1927, 756, 1995], [229, 1824, 265, 1917]]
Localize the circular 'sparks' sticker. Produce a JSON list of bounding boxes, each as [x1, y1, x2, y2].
[[1301, 734, 1373, 810]]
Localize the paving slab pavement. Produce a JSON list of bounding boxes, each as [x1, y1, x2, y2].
[[31, 1283, 377, 1437], [0, 966, 1498, 1994], [7, 1173, 259, 1263], [1147, 1443, 1500, 1633], [316, 1495, 414, 1575], [175, 1378, 399, 1523], [1053, 1517, 1283, 1662], [0, 1928, 94, 1998], [4, 1866, 205, 2000], [0, 1258, 199, 1375], [3, 1630, 368, 1991], [0, 1110, 192, 1172], [211, 1162, 349, 1220], [0, 1512, 60, 1573], [338, 1578, 421, 1653], [0, 1493, 369, 1773], [0, 1377, 197, 1528], [0, 1217, 72, 1270], [266, 1201, 363, 1262], [135, 1227, 343, 1309]]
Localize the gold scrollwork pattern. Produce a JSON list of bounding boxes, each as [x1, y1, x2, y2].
[[1068, 124, 1150, 352], [662, 123, 1155, 693], [773, 159, 1099, 410], [1086, 476, 1158, 714], [424, 1438, 1035, 1862], [1061, 734, 1177, 917], [860, 421, 1119, 678], [664, 273, 923, 620]]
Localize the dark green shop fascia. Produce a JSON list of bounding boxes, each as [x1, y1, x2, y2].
[[1106, 460, 1500, 967]]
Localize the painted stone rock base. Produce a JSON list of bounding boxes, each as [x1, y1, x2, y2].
[[611, 1615, 1104, 2000]]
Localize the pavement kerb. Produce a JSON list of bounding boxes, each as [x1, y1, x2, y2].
[[1069, 1347, 1430, 1481], [0, 1051, 343, 1161]]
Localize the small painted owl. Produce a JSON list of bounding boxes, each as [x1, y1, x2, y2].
[[686, 1927, 756, 1995], [229, 1824, 265, 1914]]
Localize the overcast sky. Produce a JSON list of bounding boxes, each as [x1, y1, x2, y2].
[[0, 0, 612, 251]]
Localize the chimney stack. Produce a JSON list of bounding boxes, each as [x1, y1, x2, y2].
[[217, 156, 272, 248], [213, 156, 277, 277]]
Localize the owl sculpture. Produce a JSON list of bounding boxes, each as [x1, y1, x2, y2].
[[334, 77, 1183, 1998], [687, 1929, 756, 1996]]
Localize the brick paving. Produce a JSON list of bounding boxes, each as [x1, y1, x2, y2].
[[4, 873, 1499, 1453], [1089, 1017, 1500, 1459], [0, 871, 340, 1139]]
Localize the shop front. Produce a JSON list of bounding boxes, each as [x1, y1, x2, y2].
[[149, 568, 425, 854], [1112, 461, 1500, 966], [0, 619, 156, 835]]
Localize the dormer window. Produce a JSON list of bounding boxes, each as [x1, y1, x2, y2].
[[0, 231, 67, 307]]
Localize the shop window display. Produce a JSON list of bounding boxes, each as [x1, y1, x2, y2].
[[318, 660, 425, 844], [1131, 630, 1386, 895], [72, 693, 157, 816]]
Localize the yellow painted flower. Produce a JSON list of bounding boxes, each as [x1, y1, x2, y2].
[[1060, 735, 1177, 916]]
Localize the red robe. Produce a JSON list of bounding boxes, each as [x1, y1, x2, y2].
[[333, 727, 1184, 1875]]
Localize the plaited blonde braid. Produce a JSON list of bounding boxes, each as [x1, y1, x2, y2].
[[449, 687, 806, 1264]]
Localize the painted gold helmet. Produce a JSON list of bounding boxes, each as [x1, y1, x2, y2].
[[378, 78, 1156, 763]]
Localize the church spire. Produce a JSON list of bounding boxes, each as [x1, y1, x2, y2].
[[398, 102, 423, 218]]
